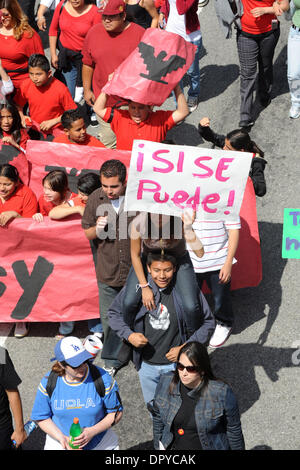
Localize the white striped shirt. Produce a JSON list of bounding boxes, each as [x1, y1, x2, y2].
[[188, 218, 241, 273]]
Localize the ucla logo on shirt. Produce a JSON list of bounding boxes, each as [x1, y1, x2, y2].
[[54, 398, 96, 410]]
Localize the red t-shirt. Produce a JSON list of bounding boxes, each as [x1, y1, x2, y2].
[[49, 2, 101, 51], [1, 128, 29, 150], [53, 132, 105, 147], [103, 108, 175, 150], [71, 195, 85, 207], [0, 184, 38, 217], [241, 0, 277, 34], [38, 192, 77, 216], [82, 22, 144, 105], [14, 77, 76, 129], [0, 30, 44, 90]]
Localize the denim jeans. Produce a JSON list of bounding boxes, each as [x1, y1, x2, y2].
[[288, 26, 300, 107], [62, 62, 77, 99], [58, 318, 103, 335], [59, 321, 74, 335], [138, 361, 176, 405], [185, 34, 202, 98], [196, 270, 233, 327]]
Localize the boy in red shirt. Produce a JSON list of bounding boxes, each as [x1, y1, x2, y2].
[[14, 54, 76, 135], [53, 109, 105, 147], [93, 83, 189, 150]]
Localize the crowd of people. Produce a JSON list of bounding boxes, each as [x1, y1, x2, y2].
[[0, 0, 295, 452]]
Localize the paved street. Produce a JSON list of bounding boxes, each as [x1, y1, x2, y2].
[[1, 1, 300, 452]]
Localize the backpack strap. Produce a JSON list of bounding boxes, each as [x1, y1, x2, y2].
[[88, 363, 105, 398], [45, 370, 59, 399]]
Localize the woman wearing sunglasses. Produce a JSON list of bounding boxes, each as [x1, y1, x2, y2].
[[149, 341, 245, 450]]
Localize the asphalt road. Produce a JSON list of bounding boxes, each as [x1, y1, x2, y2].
[[1, 1, 300, 453]]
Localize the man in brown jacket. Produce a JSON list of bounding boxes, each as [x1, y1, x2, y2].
[[82, 159, 135, 375]]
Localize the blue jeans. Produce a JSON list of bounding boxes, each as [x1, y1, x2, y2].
[[58, 319, 103, 335], [59, 321, 74, 335], [181, 34, 202, 98], [288, 26, 300, 107], [62, 62, 77, 99], [138, 361, 176, 404], [196, 270, 233, 327]]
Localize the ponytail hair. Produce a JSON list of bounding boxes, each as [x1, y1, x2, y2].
[[226, 129, 264, 157]]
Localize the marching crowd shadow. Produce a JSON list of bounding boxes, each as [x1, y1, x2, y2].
[[231, 221, 287, 344], [209, 342, 297, 416]]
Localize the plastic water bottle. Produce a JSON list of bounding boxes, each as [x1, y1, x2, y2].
[[69, 417, 82, 450], [12, 420, 37, 447]]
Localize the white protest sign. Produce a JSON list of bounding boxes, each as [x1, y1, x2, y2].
[[125, 140, 253, 220]]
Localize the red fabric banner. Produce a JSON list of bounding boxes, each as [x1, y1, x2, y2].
[[0, 217, 99, 323], [26, 140, 131, 198], [102, 28, 196, 106], [231, 177, 262, 290]]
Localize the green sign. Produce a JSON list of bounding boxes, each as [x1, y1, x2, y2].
[[282, 209, 300, 259]]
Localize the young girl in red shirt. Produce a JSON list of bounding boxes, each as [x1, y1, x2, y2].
[[0, 102, 29, 152], [32, 169, 77, 222]]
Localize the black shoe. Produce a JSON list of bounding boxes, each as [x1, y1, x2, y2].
[[239, 120, 254, 129]]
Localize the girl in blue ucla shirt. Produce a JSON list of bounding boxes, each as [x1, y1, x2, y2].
[[31, 336, 122, 450]]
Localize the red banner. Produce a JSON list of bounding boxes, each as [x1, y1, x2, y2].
[[102, 29, 196, 106], [231, 177, 262, 290], [26, 140, 131, 198], [0, 217, 99, 322]]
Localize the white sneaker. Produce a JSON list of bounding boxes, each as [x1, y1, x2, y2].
[[74, 86, 84, 103], [289, 105, 300, 119], [14, 322, 29, 338], [209, 324, 232, 348]]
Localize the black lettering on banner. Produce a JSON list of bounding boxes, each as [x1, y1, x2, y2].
[[0, 267, 7, 297], [10, 256, 54, 320]]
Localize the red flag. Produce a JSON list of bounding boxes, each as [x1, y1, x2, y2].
[[102, 28, 196, 106]]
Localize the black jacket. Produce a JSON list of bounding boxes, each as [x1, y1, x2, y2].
[[198, 124, 267, 197]]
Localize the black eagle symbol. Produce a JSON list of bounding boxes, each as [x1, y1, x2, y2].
[[138, 42, 186, 85]]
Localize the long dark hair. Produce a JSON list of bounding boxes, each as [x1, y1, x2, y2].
[[226, 129, 264, 157], [0, 163, 20, 183], [169, 341, 217, 395], [0, 102, 22, 144]]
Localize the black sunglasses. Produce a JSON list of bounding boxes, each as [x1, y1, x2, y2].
[[176, 362, 198, 373]]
